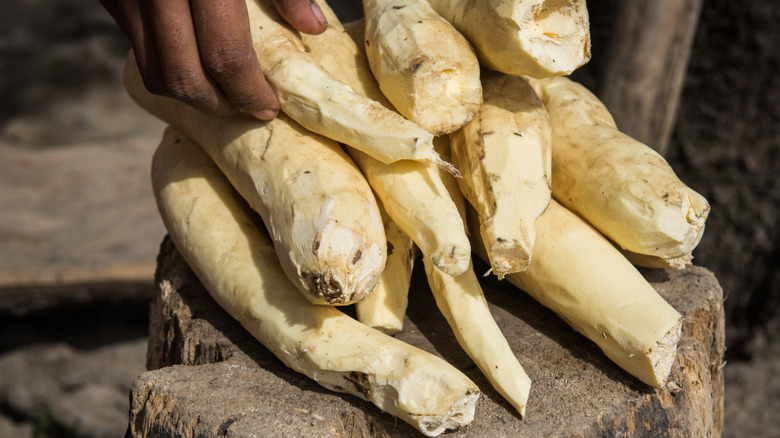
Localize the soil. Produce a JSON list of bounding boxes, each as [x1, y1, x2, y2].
[[0, 0, 778, 436]]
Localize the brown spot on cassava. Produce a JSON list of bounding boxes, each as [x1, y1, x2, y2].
[[301, 271, 346, 304], [345, 371, 370, 398], [386, 241, 395, 256], [312, 237, 321, 255], [392, 5, 406, 9], [352, 249, 363, 265], [496, 237, 506, 243], [412, 57, 426, 73]]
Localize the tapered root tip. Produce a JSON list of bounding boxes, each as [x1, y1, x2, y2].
[[430, 244, 471, 277]]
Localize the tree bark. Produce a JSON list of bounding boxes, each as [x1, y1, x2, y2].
[[128, 237, 725, 437], [599, 0, 704, 156]]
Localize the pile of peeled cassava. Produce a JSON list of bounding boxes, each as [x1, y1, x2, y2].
[[126, 0, 710, 436]]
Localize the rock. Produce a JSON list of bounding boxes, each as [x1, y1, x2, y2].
[[127, 237, 725, 437], [0, 338, 148, 438], [0, 415, 34, 437]]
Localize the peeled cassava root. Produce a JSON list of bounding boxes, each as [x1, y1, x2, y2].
[[469, 201, 683, 387], [423, 258, 533, 416], [362, 0, 482, 134], [529, 76, 710, 259], [426, 0, 591, 78], [152, 127, 480, 437], [450, 71, 551, 277], [355, 206, 416, 334], [245, 0, 447, 166], [125, 54, 386, 306]]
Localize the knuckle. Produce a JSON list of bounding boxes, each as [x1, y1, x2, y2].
[[202, 44, 254, 77], [163, 70, 214, 107]]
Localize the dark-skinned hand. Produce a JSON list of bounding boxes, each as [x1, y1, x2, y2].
[[101, 0, 328, 120]]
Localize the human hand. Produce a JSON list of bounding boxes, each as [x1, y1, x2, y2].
[[101, 0, 327, 120]]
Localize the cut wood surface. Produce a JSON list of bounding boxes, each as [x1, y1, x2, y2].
[[128, 237, 725, 437]]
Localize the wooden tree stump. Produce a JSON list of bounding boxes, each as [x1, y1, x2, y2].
[[127, 237, 724, 437]]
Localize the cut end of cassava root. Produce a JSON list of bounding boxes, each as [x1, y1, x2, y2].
[[510, 0, 592, 76], [415, 389, 480, 437], [650, 318, 683, 387], [431, 244, 472, 277], [427, 0, 591, 78], [487, 239, 532, 279]]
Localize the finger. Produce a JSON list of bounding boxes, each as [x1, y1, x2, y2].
[[99, 0, 130, 35], [190, 0, 279, 119], [103, 0, 166, 95], [272, 0, 328, 35], [143, 0, 235, 116]]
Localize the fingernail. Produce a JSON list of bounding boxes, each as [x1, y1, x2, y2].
[[310, 1, 327, 28], [253, 108, 278, 120]]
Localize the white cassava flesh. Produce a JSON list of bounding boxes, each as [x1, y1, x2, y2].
[[301, 3, 471, 277], [362, 0, 482, 134], [425, 144, 533, 416], [355, 206, 416, 334], [151, 128, 480, 436], [469, 201, 683, 387], [529, 76, 710, 259], [450, 71, 551, 277], [426, 0, 591, 78], [244, 0, 445, 165], [125, 55, 386, 306]]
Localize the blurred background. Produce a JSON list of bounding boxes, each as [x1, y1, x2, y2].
[[0, 0, 777, 436]]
